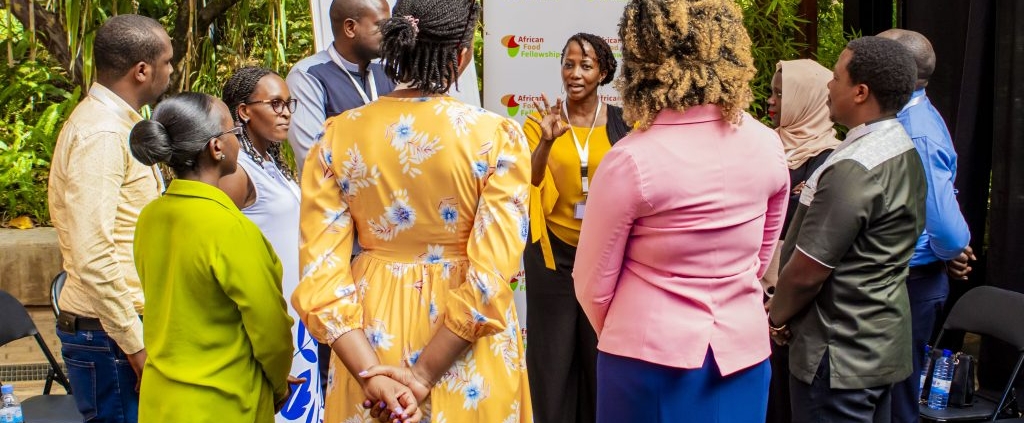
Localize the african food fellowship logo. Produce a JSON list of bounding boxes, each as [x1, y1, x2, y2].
[[500, 35, 560, 58], [500, 94, 545, 117]]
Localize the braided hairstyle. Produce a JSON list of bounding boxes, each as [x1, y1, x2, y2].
[[221, 66, 296, 181], [562, 33, 617, 86], [379, 0, 481, 94], [616, 0, 756, 130]]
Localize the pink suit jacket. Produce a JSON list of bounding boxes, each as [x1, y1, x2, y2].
[[573, 105, 789, 375]]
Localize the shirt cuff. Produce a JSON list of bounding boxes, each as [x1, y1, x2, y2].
[[105, 317, 145, 354]]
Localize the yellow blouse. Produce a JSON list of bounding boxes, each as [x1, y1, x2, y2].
[[523, 114, 612, 268]]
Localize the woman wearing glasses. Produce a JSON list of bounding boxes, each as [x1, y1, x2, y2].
[[220, 67, 320, 423], [130, 92, 296, 422]]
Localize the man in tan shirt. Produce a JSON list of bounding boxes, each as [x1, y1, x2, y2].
[[48, 14, 172, 422]]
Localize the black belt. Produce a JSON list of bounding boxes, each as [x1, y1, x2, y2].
[[57, 311, 105, 332], [909, 260, 945, 277]]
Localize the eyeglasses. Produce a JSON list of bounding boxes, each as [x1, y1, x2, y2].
[[213, 124, 244, 139], [245, 98, 298, 114], [202, 124, 243, 147]]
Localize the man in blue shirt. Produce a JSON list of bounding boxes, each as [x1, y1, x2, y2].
[[879, 28, 974, 423], [287, 0, 396, 176]]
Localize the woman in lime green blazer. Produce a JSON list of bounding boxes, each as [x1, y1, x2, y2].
[[129, 92, 295, 423]]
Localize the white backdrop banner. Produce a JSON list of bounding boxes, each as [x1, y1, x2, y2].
[[482, 0, 628, 341], [309, 0, 481, 106], [482, 0, 627, 125]]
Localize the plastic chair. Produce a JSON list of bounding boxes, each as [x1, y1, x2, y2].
[[50, 271, 67, 319], [0, 289, 83, 422], [921, 286, 1024, 422]]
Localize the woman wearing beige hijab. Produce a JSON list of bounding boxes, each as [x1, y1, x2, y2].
[[762, 58, 841, 423]]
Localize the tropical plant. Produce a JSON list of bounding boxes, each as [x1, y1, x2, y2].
[[0, 11, 78, 224], [738, 0, 807, 120]]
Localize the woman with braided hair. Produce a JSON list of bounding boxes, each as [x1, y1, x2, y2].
[[572, 0, 789, 421], [522, 32, 627, 423], [293, 0, 532, 422], [219, 66, 324, 423]]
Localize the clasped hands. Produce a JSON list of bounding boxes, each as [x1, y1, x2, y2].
[[357, 365, 432, 423]]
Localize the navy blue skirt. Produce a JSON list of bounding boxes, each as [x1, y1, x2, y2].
[[597, 349, 770, 423]]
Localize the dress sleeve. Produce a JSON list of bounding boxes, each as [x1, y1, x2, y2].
[[572, 148, 651, 335], [215, 220, 294, 403], [916, 136, 970, 260], [444, 118, 531, 342], [292, 118, 361, 346]]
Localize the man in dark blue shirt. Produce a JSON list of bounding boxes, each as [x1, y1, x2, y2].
[[879, 28, 974, 423]]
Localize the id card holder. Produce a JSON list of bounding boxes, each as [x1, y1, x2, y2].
[[574, 201, 586, 219]]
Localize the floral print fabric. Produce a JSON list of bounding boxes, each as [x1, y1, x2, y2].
[[293, 96, 533, 422]]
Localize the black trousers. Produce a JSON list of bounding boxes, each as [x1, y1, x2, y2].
[[524, 230, 597, 423], [791, 351, 893, 423]]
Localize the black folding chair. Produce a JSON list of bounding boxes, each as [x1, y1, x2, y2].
[[921, 286, 1024, 422], [0, 289, 83, 423]]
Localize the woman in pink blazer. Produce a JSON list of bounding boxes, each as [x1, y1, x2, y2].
[[571, 0, 790, 421]]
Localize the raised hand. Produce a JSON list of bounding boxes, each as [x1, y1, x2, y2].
[[527, 94, 570, 144]]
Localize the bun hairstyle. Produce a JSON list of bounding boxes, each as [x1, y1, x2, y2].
[[379, 0, 481, 94], [130, 92, 224, 174]]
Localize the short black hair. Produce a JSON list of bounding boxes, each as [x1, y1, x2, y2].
[[379, 0, 481, 94], [94, 14, 167, 79], [562, 33, 617, 86], [845, 36, 917, 114]]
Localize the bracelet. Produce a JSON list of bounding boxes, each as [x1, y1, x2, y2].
[[768, 317, 787, 332]]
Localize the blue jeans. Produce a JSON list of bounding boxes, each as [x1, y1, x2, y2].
[[55, 325, 138, 423]]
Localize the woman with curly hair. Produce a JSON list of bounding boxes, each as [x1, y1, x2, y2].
[[572, 0, 790, 421], [292, 0, 532, 422], [522, 32, 627, 423]]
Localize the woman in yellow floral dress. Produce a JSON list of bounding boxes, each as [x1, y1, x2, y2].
[[291, 0, 533, 422]]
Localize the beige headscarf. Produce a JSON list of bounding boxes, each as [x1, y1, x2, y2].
[[776, 59, 841, 169]]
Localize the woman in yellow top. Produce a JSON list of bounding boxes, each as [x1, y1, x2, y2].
[[292, 0, 532, 422], [523, 33, 628, 423], [129, 93, 297, 422]]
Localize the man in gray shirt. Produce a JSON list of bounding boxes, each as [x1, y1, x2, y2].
[[287, 0, 395, 176], [769, 36, 926, 423]]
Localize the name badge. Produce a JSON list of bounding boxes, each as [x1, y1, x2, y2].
[[574, 201, 586, 219]]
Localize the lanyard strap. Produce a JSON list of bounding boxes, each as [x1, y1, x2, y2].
[[901, 94, 924, 112], [328, 46, 377, 105], [563, 99, 602, 195]]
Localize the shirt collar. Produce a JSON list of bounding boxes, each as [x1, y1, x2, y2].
[[650, 104, 725, 125], [163, 179, 239, 212], [88, 83, 144, 125], [329, 43, 362, 75], [836, 117, 902, 152]]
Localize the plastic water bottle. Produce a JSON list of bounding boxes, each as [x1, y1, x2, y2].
[[928, 349, 954, 410], [920, 345, 933, 393], [0, 384, 24, 423]]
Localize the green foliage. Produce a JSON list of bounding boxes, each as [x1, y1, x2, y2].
[[738, 0, 806, 119], [0, 13, 79, 224], [816, 0, 858, 69]]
